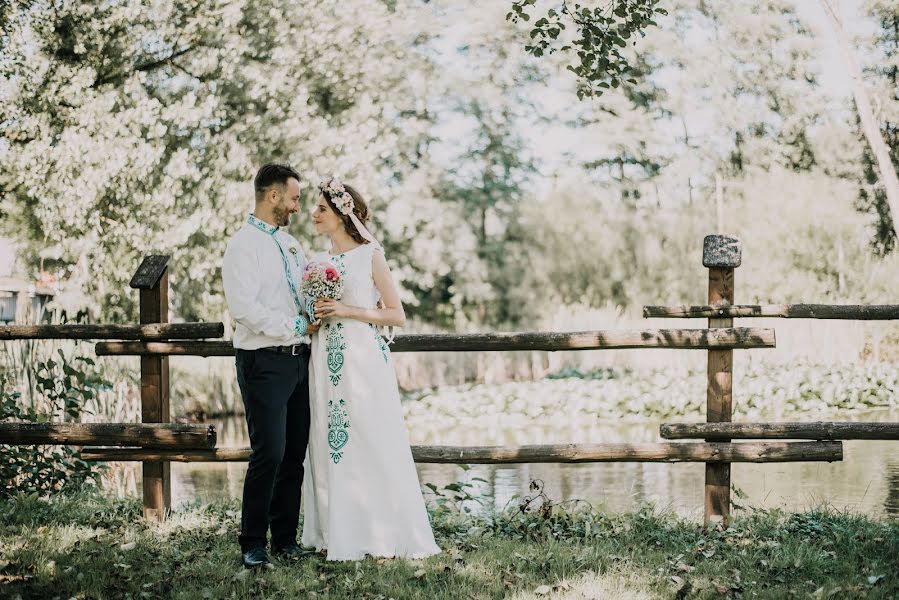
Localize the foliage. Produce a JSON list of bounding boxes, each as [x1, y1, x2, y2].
[[0, 350, 108, 498], [0, 0, 436, 322], [507, 0, 668, 100], [0, 0, 897, 336]]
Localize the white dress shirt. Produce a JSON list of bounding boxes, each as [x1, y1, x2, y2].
[[223, 215, 311, 350]]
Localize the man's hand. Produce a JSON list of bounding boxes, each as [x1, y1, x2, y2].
[[306, 317, 321, 335]]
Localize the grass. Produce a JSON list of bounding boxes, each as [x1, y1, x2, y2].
[[0, 490, 896, 599]]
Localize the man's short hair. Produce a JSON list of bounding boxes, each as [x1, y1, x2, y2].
[[254, 163, 301, 201]]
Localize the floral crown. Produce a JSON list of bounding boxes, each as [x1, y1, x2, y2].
[[318, 177, 355, 216]]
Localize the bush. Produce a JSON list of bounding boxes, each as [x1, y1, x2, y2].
[[0, 350, 109, 498]]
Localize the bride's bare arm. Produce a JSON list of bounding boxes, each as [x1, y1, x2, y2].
[[313, 250, 406, 327]]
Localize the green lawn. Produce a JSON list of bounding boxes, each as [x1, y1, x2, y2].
[[0, 490, 896, 599]]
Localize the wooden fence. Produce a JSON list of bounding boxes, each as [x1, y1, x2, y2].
[[1, 235, 897, 525]]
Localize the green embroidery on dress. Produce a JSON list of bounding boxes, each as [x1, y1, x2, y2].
[[331, 253, 347, 277], [325, 322, 346, 386], [327, 398, 350, 463], [370, 323, 390, 363]]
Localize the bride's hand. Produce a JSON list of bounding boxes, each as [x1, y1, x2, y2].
[[315, 298, 349, 319]]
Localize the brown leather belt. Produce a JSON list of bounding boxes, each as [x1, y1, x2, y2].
[[258, 344, 310, 356]]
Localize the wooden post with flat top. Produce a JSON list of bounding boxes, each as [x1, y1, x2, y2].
[[702, 235, 741, 526], [130, 255, 172, 521]]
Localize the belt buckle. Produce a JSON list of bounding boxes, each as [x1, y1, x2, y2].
[[291, 345, 301, 356]]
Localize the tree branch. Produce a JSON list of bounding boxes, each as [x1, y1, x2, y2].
[[92, 45, 197, 88]]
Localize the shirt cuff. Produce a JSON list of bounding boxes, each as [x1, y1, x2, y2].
[[294, 316, 308, 336]]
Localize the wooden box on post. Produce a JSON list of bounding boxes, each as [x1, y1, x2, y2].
[[702, 235, 741, 526], [130, 255, 171, 522]]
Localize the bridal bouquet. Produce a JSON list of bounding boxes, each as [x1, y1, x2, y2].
[[303, 261, 343, 323], [302, 261, 344, 300]]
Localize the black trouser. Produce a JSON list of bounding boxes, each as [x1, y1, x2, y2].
[[235, 346, 311, 552]]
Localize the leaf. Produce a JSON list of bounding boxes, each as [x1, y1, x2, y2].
[[676, 561, 695, 573]]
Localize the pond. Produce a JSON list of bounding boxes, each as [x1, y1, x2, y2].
[[105, 409, 899, 519]]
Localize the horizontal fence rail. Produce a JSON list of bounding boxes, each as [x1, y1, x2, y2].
[[0, 423, 217, 449], [93, 327, 777, 356], [661, 422, 899, 440], [79, 441, 842, 464], [0, 322, 224, 340], [11, 243, 892, 526], [643, 304, 899, 320]]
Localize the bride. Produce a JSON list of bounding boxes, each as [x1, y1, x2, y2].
[[300, 177, 441, 561]]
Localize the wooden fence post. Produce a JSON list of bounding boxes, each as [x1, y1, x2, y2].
[[130, 256, 172, 521], [702, 235, 741, 526]]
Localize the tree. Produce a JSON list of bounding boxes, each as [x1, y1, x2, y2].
[[575, 53, 670, 205], [432, 101, 537, 326], [851, 0, 899, 254], [395, 1, 544, 327], [0, 0, 435, 322]]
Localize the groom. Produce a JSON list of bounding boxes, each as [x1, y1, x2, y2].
[[222, 163, 320, 568]]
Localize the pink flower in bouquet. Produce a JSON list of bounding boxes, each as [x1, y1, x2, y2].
[[302, 260, 344, 300]]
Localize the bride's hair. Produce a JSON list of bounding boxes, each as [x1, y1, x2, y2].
[[324, 183, 371, 245]]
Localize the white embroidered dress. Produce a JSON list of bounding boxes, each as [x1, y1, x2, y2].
[[301, 243, 440, 561]]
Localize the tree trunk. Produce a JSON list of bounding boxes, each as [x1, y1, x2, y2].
[[822, 0, 899, 242]]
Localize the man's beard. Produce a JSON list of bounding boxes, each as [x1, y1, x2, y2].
[[273, 205, 291, 227]]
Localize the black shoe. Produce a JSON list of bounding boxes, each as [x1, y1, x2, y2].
[[242, 547, 271, 568], [271, 541, 315, 560]]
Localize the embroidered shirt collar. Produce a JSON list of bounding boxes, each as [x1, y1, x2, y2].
[[247, 213, 278, 235]]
